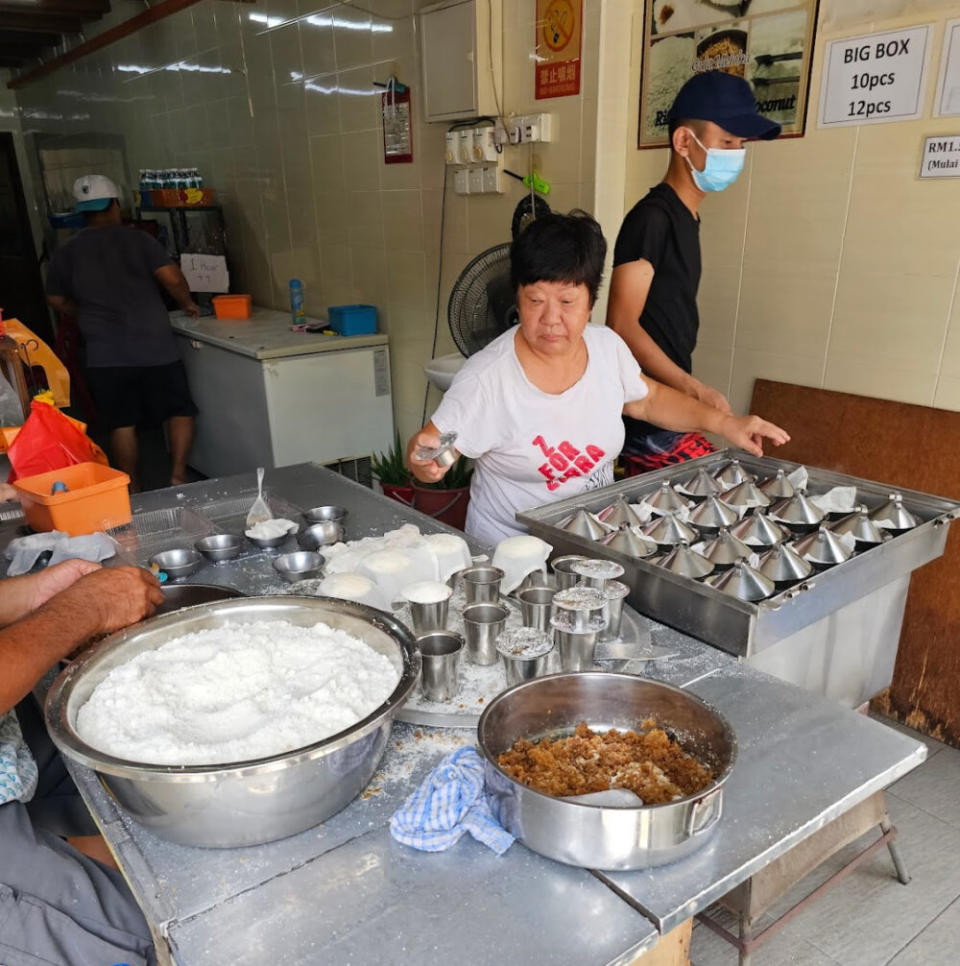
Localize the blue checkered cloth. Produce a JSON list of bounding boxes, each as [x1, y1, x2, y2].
[[389, 746, 514, 855]]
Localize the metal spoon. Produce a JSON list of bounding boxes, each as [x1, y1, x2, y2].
[[563, 788, 644, 807], [245, 467, 272, 527]]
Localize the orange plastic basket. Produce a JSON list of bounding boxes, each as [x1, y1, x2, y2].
[[13, 462, 132, 536], [212, 294, 252, 320]]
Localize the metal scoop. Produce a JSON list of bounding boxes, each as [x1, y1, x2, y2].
[[245, 467, 272, 528]]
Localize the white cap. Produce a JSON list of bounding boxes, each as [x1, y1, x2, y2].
[[73, 174, 119, 212]]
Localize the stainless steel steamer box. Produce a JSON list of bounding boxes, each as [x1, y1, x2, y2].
[[518, 451, 959, 706]]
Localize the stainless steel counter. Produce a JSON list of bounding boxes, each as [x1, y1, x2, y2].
[[48, 464, 927, 965]]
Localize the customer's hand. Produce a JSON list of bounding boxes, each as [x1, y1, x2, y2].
[[406, 430, 454, 484], [56, 566, 164, 636], [689, 378, 731, 414], [184, 300, 201, 319], [717, 415, 790, 457], [29, 559, 102, 610]]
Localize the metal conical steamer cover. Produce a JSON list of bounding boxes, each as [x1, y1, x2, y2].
[[758, 468, 795, 500], [597, 496, 646, 528], [868, 493, 919, 531], [645, 481, 689, 516], [830, 506, 885, 546], [679, 466, 722, 499], [793, 525, 854, 565], [641, 512, 698, 546], [658, 541, 715, 579], [757, 543, 813, 583], [690, 495, 739, 530], [701, 528, 753, 567], [769, 488, 825, 527], [720, 480, 771, 510], [558, 508, 612, 540], [713, 458, 754, 488], [730, 511, 787, 547], [599, 527, 658, 558], [707, 560, 775, 601]]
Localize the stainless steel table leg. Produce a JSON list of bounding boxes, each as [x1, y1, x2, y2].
[[882, 817, 911, 884]]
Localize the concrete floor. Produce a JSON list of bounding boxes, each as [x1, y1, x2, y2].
[[692, 715, 960, 965]]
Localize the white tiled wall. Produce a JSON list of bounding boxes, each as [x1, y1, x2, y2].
[[9, 0, 603, 445], [623, 0, 960, 416]]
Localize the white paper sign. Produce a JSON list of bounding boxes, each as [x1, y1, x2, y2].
[[919, 134, 960, 178], [180, 253, 229, 293], [935, 18, 960, 116], [818, 25, 932, 127]]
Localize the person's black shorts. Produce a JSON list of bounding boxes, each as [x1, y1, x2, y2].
[[85, 361, 198, 431]]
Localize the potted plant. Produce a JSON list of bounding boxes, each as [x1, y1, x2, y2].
[[372, 432, 414, 506], [412, 456, 473, 531]]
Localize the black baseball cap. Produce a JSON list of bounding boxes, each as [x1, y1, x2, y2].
[[668, 71, 781, 140]]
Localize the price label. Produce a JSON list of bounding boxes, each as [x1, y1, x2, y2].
[[818, 25, 931, 127], [919, 134, 960, 178]]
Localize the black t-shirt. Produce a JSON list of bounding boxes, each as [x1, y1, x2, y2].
[[613, 183, 701, 442], [46, 225, 178, 368]]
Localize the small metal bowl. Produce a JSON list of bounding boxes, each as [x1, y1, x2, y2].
[[150, 548, 202, 580], [195, 533, 243, 563], [304, 504, 347, 525], [273, 551, 325, 583], [299, 521, 344, 550], [246, 523, 298, 550]]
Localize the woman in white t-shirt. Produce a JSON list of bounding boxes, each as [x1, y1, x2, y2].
[[406, 212, 789, 546]]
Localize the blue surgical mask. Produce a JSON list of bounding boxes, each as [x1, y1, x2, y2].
[[684, 129, 745, 192]]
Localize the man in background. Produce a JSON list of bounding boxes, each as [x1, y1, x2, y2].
[[46, 174, 199, 489], [606, 71, 780, 472]]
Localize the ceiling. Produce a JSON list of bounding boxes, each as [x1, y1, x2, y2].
[[0, 0, 109, 70]]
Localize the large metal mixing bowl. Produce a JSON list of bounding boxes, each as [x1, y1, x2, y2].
[[45, 596, 420, 848], [477, 672, 737, 870]]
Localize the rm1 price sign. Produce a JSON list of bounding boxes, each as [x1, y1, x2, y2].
[[819, 24, 932, 127]]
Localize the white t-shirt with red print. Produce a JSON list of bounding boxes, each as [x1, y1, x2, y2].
[[431, 324, 649, 546]]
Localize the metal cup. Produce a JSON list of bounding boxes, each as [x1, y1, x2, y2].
[[551, 555, 588, 589], [417, 631, 463, 702], [461, 566, 504, 605], [553, 628, 601, 671], [462, 602, 509, 665], [599, 580, 630, 642], [403, 587, 452, 636], [517, 586, 556, 631], [497, 630, 554, 687], [516, 570, 551, 593]]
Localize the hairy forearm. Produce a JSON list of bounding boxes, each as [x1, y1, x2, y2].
[[0, 596, 101, 713], [0, 575, 47, 628]]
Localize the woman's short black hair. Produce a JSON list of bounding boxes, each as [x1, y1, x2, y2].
[[510, 209, 607, 306]]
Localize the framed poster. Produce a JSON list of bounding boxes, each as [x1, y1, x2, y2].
[[935, 17, 960, 116], [638, 0, 820, 148], [535, 0, 583, 99]]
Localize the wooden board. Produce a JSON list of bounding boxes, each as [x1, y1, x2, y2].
[[750, 380, 960, 746], [628, 920, 692, 966]]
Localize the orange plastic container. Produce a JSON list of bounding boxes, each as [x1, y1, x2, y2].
[[13, 462, 132, 536], [212, 294, 252, 320]]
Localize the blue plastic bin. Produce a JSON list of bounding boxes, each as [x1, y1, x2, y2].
[[328, 304, 378, 336]]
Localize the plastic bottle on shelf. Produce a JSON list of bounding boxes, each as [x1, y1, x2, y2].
[[289, 279, 305, 326]]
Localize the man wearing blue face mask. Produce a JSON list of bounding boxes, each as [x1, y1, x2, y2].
[[607, 71, 780, 472]]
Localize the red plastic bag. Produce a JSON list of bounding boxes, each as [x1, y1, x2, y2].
[[7, 401, 109, 483]]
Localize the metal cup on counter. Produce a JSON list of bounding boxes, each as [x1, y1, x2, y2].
[[496, 628, 554, 687], [517, 585, 556, 631], [402, 581, 453, 635], [460, 566, 505, 605], [570, 557, 625, 591], [462, 602, 510, 665], [551, 586, 608, 671], [598, 581, 630, 642], [551, 554, 588, 589], [417, 631, 463, 702]]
